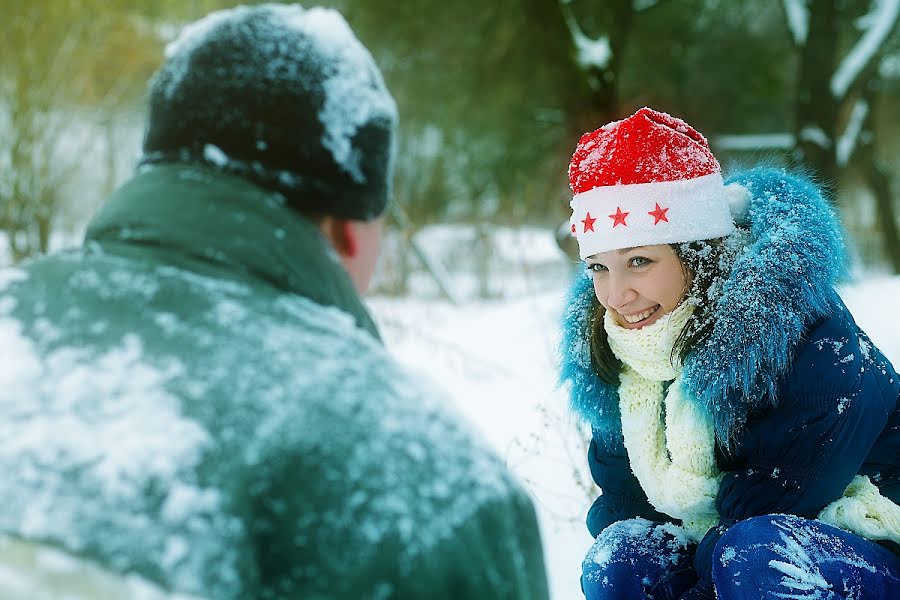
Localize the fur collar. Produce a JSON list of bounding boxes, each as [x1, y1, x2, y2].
[[559, 168, 848, 448]]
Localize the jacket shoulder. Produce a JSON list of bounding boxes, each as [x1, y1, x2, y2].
[[787, 303, 899, 415]]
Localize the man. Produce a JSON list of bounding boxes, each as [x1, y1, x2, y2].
[[0, 5, 548, 598]]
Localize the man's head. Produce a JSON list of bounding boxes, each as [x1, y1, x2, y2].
[[142, 4, 397, 292]]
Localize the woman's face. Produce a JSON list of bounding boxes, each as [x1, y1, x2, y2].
[[586, 244, 690, 330]]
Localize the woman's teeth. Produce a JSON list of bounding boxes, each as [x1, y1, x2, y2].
[[623, 306, 658, 324]]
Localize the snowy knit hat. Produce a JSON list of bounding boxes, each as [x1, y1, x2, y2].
[[568, 107, 748, 259], [142, 4, 397, 221]]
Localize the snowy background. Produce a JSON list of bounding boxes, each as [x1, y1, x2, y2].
[[366, 225, 900, 599]]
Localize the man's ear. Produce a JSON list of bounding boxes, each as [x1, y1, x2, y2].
[[321, 217, 359, 258]]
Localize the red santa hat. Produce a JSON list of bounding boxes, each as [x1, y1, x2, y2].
[[568, 107, 748, 260]]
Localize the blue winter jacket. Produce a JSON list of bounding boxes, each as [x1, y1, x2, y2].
[[560, 168, 900, 594]]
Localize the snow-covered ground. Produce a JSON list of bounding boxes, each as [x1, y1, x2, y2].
[[367, 225, 900, 600]]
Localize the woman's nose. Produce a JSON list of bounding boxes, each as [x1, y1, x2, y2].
[[606, 273, 636, 309]]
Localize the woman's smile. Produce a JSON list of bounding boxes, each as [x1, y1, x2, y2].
[[616, 305, 661, 328]]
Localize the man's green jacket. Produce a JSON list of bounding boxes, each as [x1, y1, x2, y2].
[[0, 165, 549, 599]]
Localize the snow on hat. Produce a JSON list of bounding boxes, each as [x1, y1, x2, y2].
[[568, 107, 747, 260], [142, 4, 397, 221]]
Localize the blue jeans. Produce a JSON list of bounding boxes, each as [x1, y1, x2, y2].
[[714, 514, 900, 599], [581, 518, 697, 599], [582, 515, 900, 599]]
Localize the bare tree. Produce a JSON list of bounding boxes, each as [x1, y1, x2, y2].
[[0, 2, 159, 263], [854, 68, 900, 271], [555, 0, 674, 132], [783, 0, 900, 270]]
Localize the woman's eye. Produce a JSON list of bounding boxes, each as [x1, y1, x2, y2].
[[629, 257, 651, 267], [587, 263, 608, 273]]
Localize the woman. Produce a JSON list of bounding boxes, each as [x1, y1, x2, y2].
[[559, 107, 900, 599]]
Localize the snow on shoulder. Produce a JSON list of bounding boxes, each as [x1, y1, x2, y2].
[[162, 3, 397, 184]]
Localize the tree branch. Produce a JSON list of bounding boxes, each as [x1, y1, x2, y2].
[[781, 0, 809, 46], [557, 0, 612, 72], [831, 0, 900, 100]]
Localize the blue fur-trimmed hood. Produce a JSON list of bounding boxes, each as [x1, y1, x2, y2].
[[559, 168, 848, 448]]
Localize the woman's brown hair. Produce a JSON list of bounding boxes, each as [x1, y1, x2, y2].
[[587, 237, 738, 384]]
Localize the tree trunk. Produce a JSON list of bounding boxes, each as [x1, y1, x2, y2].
[[856, 92, 900, 273], [566, 0, 635, 137], [793, 0, 839, 185], [475, 223, 495, 300], [863, 160, 900, 273]]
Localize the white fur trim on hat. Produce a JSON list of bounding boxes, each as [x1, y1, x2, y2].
[[570, 172, 736, 259]]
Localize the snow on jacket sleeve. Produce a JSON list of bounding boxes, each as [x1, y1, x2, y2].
[[691, 309, 897, 590], [586, 428, 669, 538]]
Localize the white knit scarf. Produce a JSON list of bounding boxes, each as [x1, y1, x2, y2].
[[605, 302, 720, 541], [819, 476, 900, 545]]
